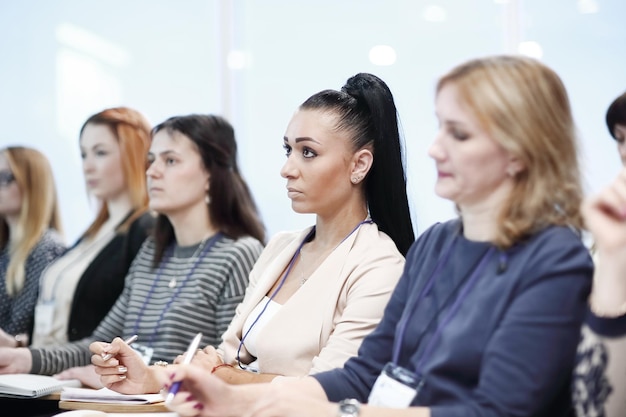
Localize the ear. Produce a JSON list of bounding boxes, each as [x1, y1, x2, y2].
[[350, 148, 374, 185], [506, 155, 525, 178]]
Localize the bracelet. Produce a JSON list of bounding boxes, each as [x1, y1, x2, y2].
[[211, 363, 233, 374], [154, 361, 169, 367]]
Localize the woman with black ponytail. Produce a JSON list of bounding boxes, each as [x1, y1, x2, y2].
[[91, 73, 415, 392]]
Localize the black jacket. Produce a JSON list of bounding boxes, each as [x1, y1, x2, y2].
[[67, 211, 154, 341]]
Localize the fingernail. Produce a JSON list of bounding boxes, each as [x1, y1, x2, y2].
[[186, 394, 194, 401], [163, 382, 170, 389], [119, 375, 126, 380], [193, 403, 204, 410], [118, 366, 127, 373], [169, 372, 176, 380]]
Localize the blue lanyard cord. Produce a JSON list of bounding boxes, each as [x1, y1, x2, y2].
[[392, 237, 458, 363], [236, 219, 373, 369], [132, 233, 222, 347], [413, 247, 495, 376]]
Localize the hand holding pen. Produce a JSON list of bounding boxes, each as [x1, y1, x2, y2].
[[101, 335, 138, 361], [89, 335, 160, 394]]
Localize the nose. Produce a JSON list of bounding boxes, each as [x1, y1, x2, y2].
[[146, 159, 160, 178], [82, 154, 94, 173], [428, 129, 446, 162], [280, 154, 297, 179]]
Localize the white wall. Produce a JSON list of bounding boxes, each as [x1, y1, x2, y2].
[[1, 0, 624, 243]]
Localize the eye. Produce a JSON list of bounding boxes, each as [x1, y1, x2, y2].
[[450, 128, 469, 141], [165, 157, 176, 165], [146, 154, 155, 164], [302, 147, 317, 158], [283, 143, 292, 157], [80, 152, 86, 159], [95, 150, 108, 157]]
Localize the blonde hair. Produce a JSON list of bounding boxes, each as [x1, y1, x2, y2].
[[437, 55, 583, 248], [80, 107, 152, 239], [0, 147, 63, 295]]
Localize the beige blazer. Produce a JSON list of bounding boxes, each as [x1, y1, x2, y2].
[[219, 222, 405, 376]]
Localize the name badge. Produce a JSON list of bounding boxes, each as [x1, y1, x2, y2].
[[368, 362, 421, 408], [34, 302, 56, 336], [132, 344, 154, 365]]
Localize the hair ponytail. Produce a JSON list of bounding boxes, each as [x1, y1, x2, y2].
[[301, 73, 415, 255]]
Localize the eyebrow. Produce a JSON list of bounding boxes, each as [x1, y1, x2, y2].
[[148, 150, 181, 157], [80, 142, 108, 151], [283, 136, 321, 144]]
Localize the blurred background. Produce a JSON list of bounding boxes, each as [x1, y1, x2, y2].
[[1, 0, 624, 243]]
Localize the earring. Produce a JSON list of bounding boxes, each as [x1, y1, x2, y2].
[[205, 194, 211, 204]]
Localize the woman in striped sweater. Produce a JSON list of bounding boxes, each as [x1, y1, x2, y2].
[[0, 114, 265, 384]]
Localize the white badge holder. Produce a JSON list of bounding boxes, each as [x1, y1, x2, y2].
[[34, 302, 56, 336], [368, 362, 421, 408]]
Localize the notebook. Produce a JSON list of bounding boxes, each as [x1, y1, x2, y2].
[[60, 387, 164, 405], [0, 374, 81, 398]]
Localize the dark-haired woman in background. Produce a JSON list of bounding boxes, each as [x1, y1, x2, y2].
[[0, 114, 265, 384], [91, 72, 415, 393]]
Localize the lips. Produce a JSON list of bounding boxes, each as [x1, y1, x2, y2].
[[286, 186, 302, 198]]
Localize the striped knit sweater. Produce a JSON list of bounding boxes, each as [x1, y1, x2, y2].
[[29, 234, 263, 375]]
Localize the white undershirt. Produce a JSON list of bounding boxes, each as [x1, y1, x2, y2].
[[240, 296, 282, 371]]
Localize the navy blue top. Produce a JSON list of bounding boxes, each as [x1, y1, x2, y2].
[[314, 219, 593, 417]]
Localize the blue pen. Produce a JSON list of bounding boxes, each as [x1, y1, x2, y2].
[[165, 332, 203, 404]]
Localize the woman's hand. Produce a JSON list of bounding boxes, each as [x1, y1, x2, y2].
[[582, 167, 626, 253], [0, 329, 17, 347], [54, 365, 103, 389], [173, 345, 224, 373], [244, 384, 337, 417], [583, 167, 626, 316], [0, 347, 32, 374], [90, 337, 161, 394], [162, 364, 256, 417]]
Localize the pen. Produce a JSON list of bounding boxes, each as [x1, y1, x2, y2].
[[165, 332, 203, 404], [101, 334, 138, 361]]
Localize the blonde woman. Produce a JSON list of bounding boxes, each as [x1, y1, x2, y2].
[[0, 146, 65, 348]]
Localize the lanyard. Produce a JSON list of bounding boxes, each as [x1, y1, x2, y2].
[[132, 233, 222, 348], [391, 237, 457, 363], [412, 247, 494, 376], [236, 219, 373, 369], [391, 237, 495, 377]]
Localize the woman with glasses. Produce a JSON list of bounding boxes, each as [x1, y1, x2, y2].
[[0, 146, 65, 348]]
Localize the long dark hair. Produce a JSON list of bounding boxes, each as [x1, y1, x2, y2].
[[300, 73, 415, 255], [151, 114, 265, 265]]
